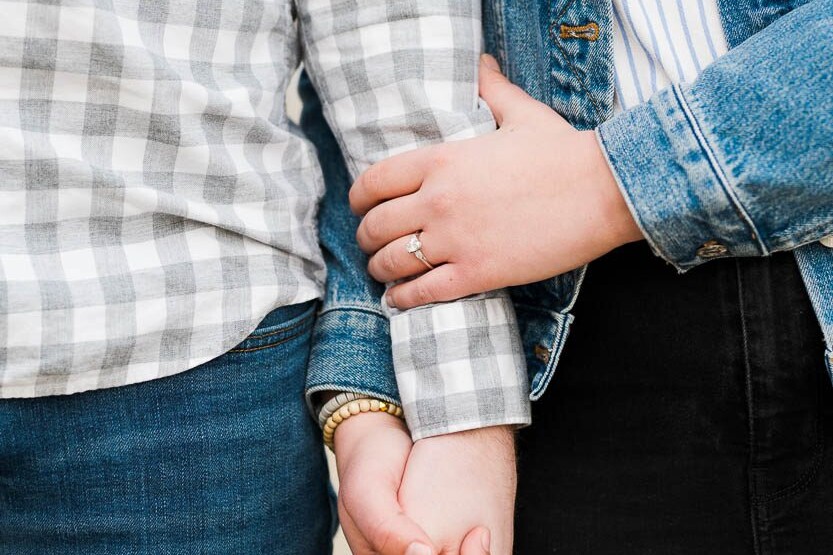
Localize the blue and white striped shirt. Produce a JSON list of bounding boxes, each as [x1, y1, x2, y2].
[[612, 0, 729, 113]]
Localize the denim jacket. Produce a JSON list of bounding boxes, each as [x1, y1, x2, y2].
[[482, 0, 833, 398], [303, 0, 833, 421]]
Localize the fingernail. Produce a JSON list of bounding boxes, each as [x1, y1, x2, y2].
[[405, 542, 433, 555], [385, 293, 397, 309], [481, 54, 500, 71], [481, 529, 491, 552]]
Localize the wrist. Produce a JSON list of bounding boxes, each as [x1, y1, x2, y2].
[[334, 409, 410, 458], [417, 425, 516, 459], [582, 130, 643, 249]]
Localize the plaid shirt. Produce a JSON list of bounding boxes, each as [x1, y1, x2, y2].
[[0, 0, 529, 438]]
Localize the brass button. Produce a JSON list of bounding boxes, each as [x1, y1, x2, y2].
[[534, 344, 551, 364], [821, 235, 833, 248], [558, 22, 600, 41], [696, 240, 729, 259]]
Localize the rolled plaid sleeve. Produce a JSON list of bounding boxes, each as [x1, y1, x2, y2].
[[297, 0, 530, 439], [388, 294, 529, 440]]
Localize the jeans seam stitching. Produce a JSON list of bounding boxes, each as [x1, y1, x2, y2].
[[244, 312, 314, 340], [737, 261, 763, 555], [229, 320, 314, 352]]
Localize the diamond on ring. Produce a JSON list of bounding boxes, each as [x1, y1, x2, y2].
[[406, 235, 422, 254], [406, 233, 434, 270]]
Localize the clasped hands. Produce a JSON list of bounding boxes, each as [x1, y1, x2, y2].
[[335, 56, 644, 555], [334, 412, 515, 555]]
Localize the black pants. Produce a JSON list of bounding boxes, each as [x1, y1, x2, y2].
[[514, 243, 833, 554]]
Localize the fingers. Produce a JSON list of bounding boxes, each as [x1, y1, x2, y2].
[[361, 511, 436, 555], [460, 528, 491, 555], [340, 481, 436, 555], [357, 193, 427, 254], [349, 146, 437, 216], [338, 507, 376, 555], [478, 55, 539, 127], [368, 231, 445, 283], [386, 264, 476, 310]]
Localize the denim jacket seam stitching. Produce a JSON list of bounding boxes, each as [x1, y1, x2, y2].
[[551, 40, 605, 121], [673, 85, 769, 255], [491, 0, 508, 66], [528, 310, 572, 401], [305, 384, 398, 405], [596, 127, 681, 269], [549, 0, 606, 122], [563, 264, 588, 313]]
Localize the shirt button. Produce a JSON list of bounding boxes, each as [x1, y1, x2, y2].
[[696, 240, 729, 259], [821, 235, 833, 248]]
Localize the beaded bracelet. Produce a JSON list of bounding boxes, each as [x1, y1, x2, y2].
[[317, 391, 367, 429], [323, 398, 404, 451]]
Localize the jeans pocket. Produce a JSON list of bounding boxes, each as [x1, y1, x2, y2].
[[228, 300, 318, 353]]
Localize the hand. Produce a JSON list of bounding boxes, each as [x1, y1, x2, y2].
[[398, 426, 517, 555], [334, 411, 437, 555], [334, 411, 513, 555], [349, 54, 643, 309]]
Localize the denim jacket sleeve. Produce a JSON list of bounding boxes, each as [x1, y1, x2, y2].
[[299, 70, 401, 411], [597, 0, 833, 271]]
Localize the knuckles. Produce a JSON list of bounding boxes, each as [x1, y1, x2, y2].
[[424, 189, 456, 216], [359, 163, 386, 199], [413, 279, 437, 306], [359, 211, 386, 251], [378, 247, 399, 276]]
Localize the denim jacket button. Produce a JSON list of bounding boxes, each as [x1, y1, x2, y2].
[[534, 344, 551, 363], [820, 235, 833, 248], [696, 240, 729, 259]]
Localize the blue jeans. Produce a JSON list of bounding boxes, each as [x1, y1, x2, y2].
[[0, 301, 335, 554]]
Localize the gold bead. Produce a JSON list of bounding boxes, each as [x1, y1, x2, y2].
[[378, 402, 388, 412]]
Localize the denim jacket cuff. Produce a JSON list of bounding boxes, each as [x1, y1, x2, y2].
[[597, 85, 768, 271], [305, 305, 401, 418]]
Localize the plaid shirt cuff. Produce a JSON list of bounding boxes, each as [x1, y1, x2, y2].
[[388, 290, 531, 441]]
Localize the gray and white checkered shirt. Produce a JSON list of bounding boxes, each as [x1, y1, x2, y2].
[[0, 0, 529, 439]]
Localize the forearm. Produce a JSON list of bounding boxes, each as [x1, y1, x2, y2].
[[298, 0, 495, 177], [299, 0, 531, 438], [598, 0, 833, 271]]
